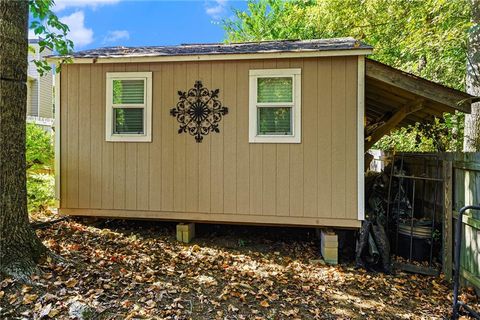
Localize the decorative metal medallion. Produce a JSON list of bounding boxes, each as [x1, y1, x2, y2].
[[170, 80, 228, 143]]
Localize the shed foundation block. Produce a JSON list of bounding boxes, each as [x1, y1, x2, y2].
[[320, 229, 338, 265], [176, 223, 195, 243]]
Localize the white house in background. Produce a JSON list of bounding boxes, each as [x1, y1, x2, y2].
[[27, 38, 54, 130]]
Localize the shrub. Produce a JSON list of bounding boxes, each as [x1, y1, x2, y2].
[[27, 173, 55, 213], [26, 123, 54, 171], [26, 124, 55, 213]]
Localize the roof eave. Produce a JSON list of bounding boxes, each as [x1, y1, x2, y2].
[[365, 58, 473, 114], [46, 48, 373, 64]]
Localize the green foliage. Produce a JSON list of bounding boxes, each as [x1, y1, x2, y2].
[[375, 112, 465, 152], [225, 0, 470, 90], [375, 127, 432, 152], [29, 0, 74, 76], [225, 0, 316, 42], [224, 0, 472, 151], [27, 173, 55, 213], [26, 123, 54, 171], [26, 124, 55, 212]]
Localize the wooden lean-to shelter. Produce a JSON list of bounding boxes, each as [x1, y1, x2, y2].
[[49, 38, 472, 229]]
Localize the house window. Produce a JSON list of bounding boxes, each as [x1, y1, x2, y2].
[[249, 69, 301, 143], [106, 72, 152, 142]]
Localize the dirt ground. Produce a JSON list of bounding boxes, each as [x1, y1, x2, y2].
[[0, 216, 479, 320]]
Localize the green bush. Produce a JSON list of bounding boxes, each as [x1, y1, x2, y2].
[[26, 123, 54, 171], [27, 173, 55, 213], [26, 124, 55, 213]]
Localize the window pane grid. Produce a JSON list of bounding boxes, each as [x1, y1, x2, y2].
[[257, 106, 292, 136], [112, 79, 145, 104], [106, 72, 152, 142], [248, 69, 300, 143], [113, 108, 144, 134], [257, 77, 293, 103]]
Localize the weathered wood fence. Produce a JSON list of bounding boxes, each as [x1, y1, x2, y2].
[[444, 153, 480, 290]]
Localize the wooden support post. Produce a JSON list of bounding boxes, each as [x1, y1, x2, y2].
[[443, 160, 453, 280], [365, 99, 424, 151]]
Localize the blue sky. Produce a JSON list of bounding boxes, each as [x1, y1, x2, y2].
[[34, 0, 248, 51]]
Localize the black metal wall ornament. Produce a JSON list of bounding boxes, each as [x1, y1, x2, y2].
[[170, 80, 228, 143]]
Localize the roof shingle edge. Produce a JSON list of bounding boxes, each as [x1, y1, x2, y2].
[[50, 38, 372, 59]]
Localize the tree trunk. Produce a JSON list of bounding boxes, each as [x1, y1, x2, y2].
[[464, 0, 480, 151], [0, 0, 47, 281]]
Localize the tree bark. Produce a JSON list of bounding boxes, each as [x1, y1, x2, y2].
[[464, 0, 480, 151], [0, 0, 47, 281]]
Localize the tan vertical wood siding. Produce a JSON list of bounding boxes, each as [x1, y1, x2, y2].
[[60, 56, 360, 228]]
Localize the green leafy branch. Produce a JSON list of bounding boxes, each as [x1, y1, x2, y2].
[[29, 0, 74, 76]]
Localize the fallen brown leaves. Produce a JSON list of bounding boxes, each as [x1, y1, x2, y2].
[[0, 218, 478, 319]]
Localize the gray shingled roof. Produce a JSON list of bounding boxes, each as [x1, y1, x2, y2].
[[59, 38, 371, 59]]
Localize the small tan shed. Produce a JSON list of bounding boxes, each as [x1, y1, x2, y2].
[[51, 38, 471, 229]]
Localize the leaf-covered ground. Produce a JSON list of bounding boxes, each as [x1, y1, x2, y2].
[[1, 217, 479, 319]]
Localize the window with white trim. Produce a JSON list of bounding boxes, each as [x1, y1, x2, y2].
[[106, 72, 152, 142], [249, 69, 301, 143]]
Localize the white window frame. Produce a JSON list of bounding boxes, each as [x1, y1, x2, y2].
[[249, 68, 301, 143], [105, 72, 152, 142]]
